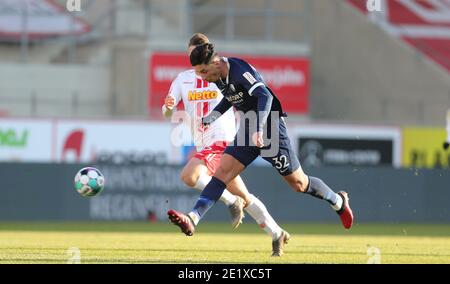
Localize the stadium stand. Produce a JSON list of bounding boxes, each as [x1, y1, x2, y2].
[[348, 0, 450, 72]]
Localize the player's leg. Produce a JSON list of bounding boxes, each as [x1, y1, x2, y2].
[[227, 175, 281, 235], [282, 168, 353, 229], [222, 174, 251, 204], [180, 157, 205, 188], [186, 153, 246, 225], [168, 152, 251, 236], [177, 143, 259, 225], [183, 146, 249, 228], [225, 173, 290, 256], [222, 176, 248, 229], [282, 167, 338, 203], [264, 117, 353, 229], [180, 157, 238, 207]]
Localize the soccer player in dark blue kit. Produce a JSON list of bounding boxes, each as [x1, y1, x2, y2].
[[168, 42, 354, 256]]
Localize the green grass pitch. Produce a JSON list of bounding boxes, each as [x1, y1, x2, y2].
[[0, 222, 449, 264]]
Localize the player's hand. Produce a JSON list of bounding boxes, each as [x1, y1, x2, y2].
[[444, 141, 449, 150], [164, 96, 175, 110], [252, 131, 264, 148], [202, 116, 216, 127], [198, 118, 209, 132], [201, 117, 209, 127]]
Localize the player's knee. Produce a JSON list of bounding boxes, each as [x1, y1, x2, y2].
[[213, 167, 226, 181], [293, 182, 308, 193], [180, 171, 197, 188], [289, 177, 309, 193], [218, 160, 234, 174], [213, 166, 230, 184]]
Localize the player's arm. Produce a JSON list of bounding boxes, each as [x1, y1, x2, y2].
[[202, 97, 233, 126], [162, 75, 182, 119], [252, 86, 273, 132], [239, 69, 273, 132], [238, 67, 273, 148]]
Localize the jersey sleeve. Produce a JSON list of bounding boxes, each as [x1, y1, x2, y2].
[[252, 86, 273, 132], [236, 63, 273, 132], [168, 74, 182, 105], [237, 65, 266, 97], [202, 97, 233, 125]]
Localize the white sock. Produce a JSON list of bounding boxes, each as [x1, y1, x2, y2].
[[193, 173, 212, 191], [332, 194, 343, 211], [220, 190, 238, 207], [188, 212, 200, 226], [245, 194, 282, 241], [194, 173, 237, 206]]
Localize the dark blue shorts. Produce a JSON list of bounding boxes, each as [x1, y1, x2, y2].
[[224, 115, 301, 176]]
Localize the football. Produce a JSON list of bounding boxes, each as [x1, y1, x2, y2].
[[74, 167, 105, 197]]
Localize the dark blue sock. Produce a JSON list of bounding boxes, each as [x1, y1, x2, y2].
[[191, 177, 226, 222]]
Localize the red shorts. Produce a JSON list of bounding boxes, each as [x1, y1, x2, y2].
[[193, 141, 229, 175]]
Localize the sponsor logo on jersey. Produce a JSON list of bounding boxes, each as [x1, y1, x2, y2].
[[225, 92, 244, 104], [188, 90, 218, 101]]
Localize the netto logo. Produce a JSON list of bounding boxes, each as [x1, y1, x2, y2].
[[66, 0, 81, 12], [188, 90, 218, 101], [62, 130, 84, 162]]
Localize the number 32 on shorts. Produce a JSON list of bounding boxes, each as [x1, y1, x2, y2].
[[272, 155, 290, 173]]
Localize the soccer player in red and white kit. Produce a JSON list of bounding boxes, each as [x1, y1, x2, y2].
[[162, 33, 290, 256]]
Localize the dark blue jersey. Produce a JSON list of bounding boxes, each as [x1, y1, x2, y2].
[[209, 57, 286, 131]]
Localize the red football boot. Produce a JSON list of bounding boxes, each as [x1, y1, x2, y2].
[[337, 191, 354, 229], [167, 209, 196, 236]]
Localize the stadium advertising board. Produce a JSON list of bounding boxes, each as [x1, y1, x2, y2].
[[290, 125, 401, 167], [0, 118, 53, 162], [55, 120, 176, 164], [402, 127, 448, 168], [88, 164, 198, 221], [149, 52, 309, 116], [0, 118, 189, 164]]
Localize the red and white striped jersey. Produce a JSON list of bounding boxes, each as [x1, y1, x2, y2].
[[164, 69, 236, 150]]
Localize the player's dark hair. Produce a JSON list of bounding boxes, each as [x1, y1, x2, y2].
[[190, 43, 217, 66], [188, 33, 209, 47]]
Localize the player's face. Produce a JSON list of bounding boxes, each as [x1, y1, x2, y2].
[[194, 62, 221, 82]]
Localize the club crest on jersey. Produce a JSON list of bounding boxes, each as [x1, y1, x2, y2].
[[188, 90, 218, 101]]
